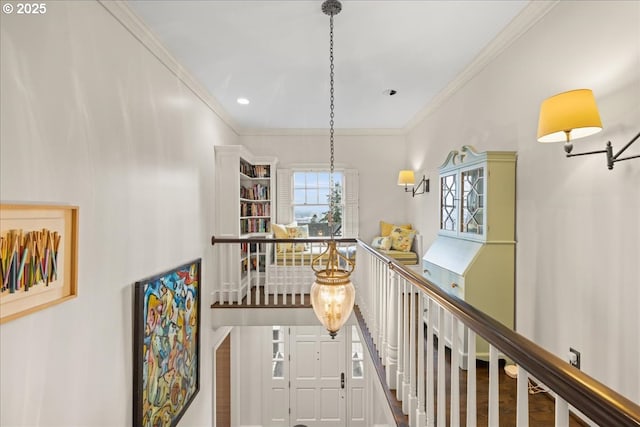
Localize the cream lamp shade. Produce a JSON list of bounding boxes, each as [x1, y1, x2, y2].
[[537, 89, 603, 143], [398, 170, 416, 186]]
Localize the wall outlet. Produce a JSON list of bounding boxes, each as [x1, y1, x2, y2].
[[569, 347, 581, 369]]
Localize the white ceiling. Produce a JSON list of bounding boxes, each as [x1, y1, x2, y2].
[[127, 0, 530, 131]]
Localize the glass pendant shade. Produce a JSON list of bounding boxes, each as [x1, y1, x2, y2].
[[311, 241, 355, 338], [310, 276, 355, 339]]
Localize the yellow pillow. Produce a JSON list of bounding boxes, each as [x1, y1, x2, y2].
[[286, 225, 309, 252], [272, 222, 296, 252], [389, 226, 416, 252], [380, 221, 412, 237], [271, 223, 288, 238]]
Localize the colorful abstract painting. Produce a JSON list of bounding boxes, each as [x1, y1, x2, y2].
[[133, 259, 201, 427]]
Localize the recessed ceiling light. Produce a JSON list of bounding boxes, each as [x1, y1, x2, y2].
[[237, 97, 250, 105]]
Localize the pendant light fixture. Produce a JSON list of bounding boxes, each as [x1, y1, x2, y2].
[[310, 0, 355, 339]]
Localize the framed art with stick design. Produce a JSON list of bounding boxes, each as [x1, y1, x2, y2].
[[0, 203, 79, 324]]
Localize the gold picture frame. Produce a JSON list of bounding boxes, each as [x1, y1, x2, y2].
[[0, 204, 79, 323]]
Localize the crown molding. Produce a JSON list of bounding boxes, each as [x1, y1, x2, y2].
[[238, 127, 406, 138], [98, 0, 240, 135], [404, 0, 559, 131], [98, 0, 557, 138]]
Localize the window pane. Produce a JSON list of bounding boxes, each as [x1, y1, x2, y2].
[[294, 205, 327, 224], [352, 361, 363, 378], [351, 325, 360, 341], [293, 172, 306, 187], [306, 173, 318, 187], [294, 189, 306, 204], [272, 326, 282, 341], [319, 188, 330, 203], [352, 342, 363, 358], [307, 189, 319, 204], [272, 361, 284, 379], [318, 172, 330, 186], [273, 342, 284, 358]]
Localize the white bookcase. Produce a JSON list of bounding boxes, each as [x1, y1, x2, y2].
[[214, 145, 277, 302]]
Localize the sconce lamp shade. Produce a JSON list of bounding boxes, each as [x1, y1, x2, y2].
[[398, 170, 416, 186], [537, 89, 603, 143]]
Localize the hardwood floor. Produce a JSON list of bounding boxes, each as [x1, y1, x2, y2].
[[215, 334, 231, 427]]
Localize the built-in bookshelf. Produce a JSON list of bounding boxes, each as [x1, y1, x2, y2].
[[239, 158, 272, 236], [214, 145, 277, 302]]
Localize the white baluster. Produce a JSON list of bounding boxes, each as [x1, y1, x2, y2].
[[488, 345, 499, 426], [555, 396, 569, 427], [416, 292, 426, 426], [396, 272, 405, 401], [437, 305, 446, 427], [408, 286, 418, 424], [402, 279, 411, 412], [466, 329, 477, 427], [450, 316, 460, 427], [517, 365, 529, 427], [380, 261, 387, 360], [426, 298, 435, 427], [386, 270, 399, 388]]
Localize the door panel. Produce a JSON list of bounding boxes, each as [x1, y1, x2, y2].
[[290, 326, 345, 427]]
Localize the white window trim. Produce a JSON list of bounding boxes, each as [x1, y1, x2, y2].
[[277, 166, 358, 238]]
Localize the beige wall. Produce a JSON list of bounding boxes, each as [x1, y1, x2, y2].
[[406, 0, 640, 401], [0, 1, 237, 425]]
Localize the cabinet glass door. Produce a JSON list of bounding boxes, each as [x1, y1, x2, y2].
[[440, 173, 457, 231], [460, 167, 484, 235]]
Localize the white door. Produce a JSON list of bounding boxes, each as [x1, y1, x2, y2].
[[290, 325, 346, 427]]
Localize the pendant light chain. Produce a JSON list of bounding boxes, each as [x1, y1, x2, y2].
[[312, 0, 354, 341], [328, 12, 336, 238]]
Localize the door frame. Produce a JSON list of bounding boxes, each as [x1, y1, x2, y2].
[[261, 322, 365, 427]]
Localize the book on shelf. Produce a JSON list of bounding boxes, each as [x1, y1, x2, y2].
[[240, 159, 271, 179], [240, 218, 270, 234], [240, 184, 270, 200]]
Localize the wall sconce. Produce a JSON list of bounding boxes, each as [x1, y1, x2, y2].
[[537, 88, 640, 170], [398, 170, 429, 196]]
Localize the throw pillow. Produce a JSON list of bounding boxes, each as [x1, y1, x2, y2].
[[272, 222, 296, 252], [380, 220, 412, 237], [371, 236, 392, 251], [286, 225, 309, 252], [389, 226, 416, 252]]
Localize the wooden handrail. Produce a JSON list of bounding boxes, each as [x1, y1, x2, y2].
[[357, 239, 640, 426], [211, 236, 357, 245]]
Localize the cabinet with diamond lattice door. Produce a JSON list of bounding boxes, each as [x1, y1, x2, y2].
[[438, 146, 516, 242], [422, 146, 516, 368]]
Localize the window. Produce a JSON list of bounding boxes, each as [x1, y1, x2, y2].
[[276, 167, 358, 238], [293, 171, 343, 237], [271, 326, 285, 379], [351, 325, 364, 379]]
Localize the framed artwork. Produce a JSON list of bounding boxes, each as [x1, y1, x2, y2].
[[0, 203, 79, 324], [133, 259, 201, 427]]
